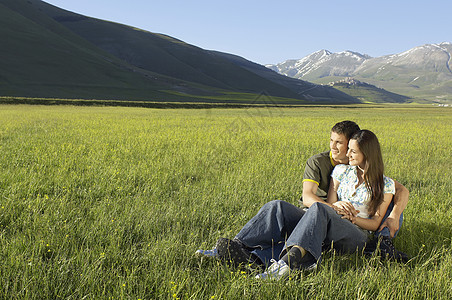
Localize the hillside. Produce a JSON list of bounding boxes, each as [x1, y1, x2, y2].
[[267, 44, 452, 102], [328, 78, 412, 103], [0, 0, 358, 104], [0, 0, 185, 101], [210, 51, 357, 102]]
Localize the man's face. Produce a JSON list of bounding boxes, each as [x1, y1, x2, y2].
[[330, 131, 349, 163]]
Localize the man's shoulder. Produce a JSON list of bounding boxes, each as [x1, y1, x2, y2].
[[307, 151, 331, 163]]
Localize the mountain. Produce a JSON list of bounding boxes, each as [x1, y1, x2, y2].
[[0, 0, 174, 101], [210, 51, 356, 101], [267, 43, 452, 102], [328, 78, 411, 103], [0, 0, 358, 104], [267, 50, 371, 81]]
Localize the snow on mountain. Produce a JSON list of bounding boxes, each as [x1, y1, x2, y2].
[[269, 43, 452, 79], [267, 43, 452, 101], [267, 50, 371, 79]]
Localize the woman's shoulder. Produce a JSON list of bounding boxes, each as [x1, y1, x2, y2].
[[383, 175, 394, 184], [383, 175, 395, 194], [332, 164, 354, 179], [334, 164, 355, 172]]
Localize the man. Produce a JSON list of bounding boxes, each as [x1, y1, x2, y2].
[[196, 121, 409, 274]]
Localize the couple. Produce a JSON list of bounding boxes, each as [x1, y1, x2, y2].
[[196, 121, 409, 279]]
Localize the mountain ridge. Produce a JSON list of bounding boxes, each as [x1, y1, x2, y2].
[[0, 0, 358, 104], [267, 43, 452, 102]]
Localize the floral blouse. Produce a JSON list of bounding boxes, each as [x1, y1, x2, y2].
[[331, 164, 395, 218]]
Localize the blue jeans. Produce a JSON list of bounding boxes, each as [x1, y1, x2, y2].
[[235, 200, 402, 266], [375, 201, 403, 238]]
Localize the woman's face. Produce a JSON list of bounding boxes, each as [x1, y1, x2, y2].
[[347, 139, 365, 169]]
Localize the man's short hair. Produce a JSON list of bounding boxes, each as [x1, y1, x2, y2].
[[331, 121, 360, 140]]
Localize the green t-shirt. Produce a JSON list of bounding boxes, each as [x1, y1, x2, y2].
[[302, 151, 336, 200]]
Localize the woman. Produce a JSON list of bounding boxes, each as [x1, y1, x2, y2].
[[256, 129, 395, 279]]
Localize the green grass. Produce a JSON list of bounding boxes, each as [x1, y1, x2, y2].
[[0, 104, 451, 299], [0, 94, 309, 107]]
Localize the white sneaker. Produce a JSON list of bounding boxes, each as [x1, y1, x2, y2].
[[255, 259, 290, 280], [195, 248, 218, 258]]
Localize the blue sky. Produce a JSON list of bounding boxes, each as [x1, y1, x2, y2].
[[44, 0, 451, 64]]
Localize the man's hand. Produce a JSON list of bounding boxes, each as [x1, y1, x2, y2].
[[378, 215, 400, 238], [332, 201, 359, 218]]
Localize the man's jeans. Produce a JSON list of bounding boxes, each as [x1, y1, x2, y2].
[[235, 200, 403, 266]]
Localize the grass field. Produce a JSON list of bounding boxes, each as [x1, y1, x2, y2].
[[0, 104, 451, 299]]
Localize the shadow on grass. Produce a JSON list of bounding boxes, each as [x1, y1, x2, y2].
[[397, 218, 451, 254]]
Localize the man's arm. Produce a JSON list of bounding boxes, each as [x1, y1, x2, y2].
[[302, 181, 328, 208], [378, 180, 409, 237]]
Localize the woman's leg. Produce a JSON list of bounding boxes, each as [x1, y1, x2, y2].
[[285, 202, 369, 267]]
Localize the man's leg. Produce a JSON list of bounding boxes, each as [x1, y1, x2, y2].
[[368, 201, 409, 262], [233, 200, 306, 264], [197, 200, 305, 266]]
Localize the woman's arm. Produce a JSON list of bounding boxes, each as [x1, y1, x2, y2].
[[327, 178, 359, 216], [378, 180, 409, 237], [349, 193, 393, 231]]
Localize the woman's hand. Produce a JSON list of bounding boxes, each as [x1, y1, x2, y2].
[[332, 201, 359, 220], [341, 213, 357, 224]]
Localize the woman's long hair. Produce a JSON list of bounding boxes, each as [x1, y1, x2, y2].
[[350, 130, 385, 217]]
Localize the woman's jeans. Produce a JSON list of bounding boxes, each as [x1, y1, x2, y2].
[[235, 200, 403, 266]]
